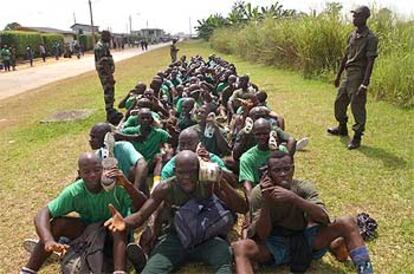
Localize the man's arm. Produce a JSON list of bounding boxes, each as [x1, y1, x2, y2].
[[270, 186, 329, 225], [107, 169, 147, 212], [34, 207, 69, 253], [105, 183, 169, 232], [233, 132, 250, 161], [213, 125, 231, 156], [254, 204, 273, 240], [335, 55, 348, 87], [214, 171, 248, 214]]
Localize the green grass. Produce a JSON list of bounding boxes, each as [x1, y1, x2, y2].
[[1, 40, 413, 273]]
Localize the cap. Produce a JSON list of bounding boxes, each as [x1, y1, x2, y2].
[[351, 6, 371, 18]]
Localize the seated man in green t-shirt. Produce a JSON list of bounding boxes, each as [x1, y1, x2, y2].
[[160, 128, 232, 182], [176, 98, 197, 131], [20, 152, 147, 274], [115, 108, 177, 167], [233, 107, 295, 161], [232, 151, 374, 274], [105, 150, 248, 274], [239, 118, 295, 196], [89, 122, 149, 195]]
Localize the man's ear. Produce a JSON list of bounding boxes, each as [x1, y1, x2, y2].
[[77, 169, 81, 178]]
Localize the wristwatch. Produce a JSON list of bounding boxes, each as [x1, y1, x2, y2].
[[360, 84, 368, 89]]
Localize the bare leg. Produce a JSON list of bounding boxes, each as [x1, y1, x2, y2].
[[313, 216, 364, 252], [26, 217, 86, 271], [111, 230, 127, 271], [232, 239, 272, 274]]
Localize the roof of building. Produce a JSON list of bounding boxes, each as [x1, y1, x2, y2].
[[20, 26, 74, 34], [70, 23, 99, 29]]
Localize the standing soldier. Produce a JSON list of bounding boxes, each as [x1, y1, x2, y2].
[[94, 30, 123, 125], [170, 39, 179, 63], [327, 6, 378, 150]]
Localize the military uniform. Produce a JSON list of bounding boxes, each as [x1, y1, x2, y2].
[[94, 40, 123, 124], [335, 26, 378, 136], [170, 44, 178, 63]]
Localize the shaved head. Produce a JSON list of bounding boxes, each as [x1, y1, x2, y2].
[[178, 128, 200, 152], [78, 152, 100, 168], [89, 123, 112, 150]]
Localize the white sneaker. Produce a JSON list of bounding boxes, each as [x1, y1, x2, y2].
[[296, 137, 309, 151]]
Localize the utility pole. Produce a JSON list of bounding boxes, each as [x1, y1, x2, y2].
[[73, 12, 77, 24], [129, 15, 132, 34], [189, 17, 192, 37], [88, 0, 96, 46]]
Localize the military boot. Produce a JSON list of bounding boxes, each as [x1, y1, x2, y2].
[[327, 124, 348, 136], [348, 134, 362, 150]]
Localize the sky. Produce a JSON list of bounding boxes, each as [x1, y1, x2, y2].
[[1, 0, 414, 34]]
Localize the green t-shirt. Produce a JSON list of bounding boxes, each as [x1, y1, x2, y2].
[[248, 180, 329, 236], [123, 112, 161, 129], [1, 48, 11, 61], [215, 82, 229, 95], [96, 141, 143, 176], [122, 126, 170, 162], [239, 145, 271, 185], [125, 97, 136, 110], [161, 152, 229, 180], [48, 179, 132, 225]]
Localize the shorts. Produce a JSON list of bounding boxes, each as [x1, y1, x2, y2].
[[265, 225, 328, 266]]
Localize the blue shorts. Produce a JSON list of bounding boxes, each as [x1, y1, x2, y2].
[[265, 225, 328, 266]]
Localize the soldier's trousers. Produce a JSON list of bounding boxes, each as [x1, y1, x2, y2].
[[334, 69, 367, 135], [98, 73, 115, 112]]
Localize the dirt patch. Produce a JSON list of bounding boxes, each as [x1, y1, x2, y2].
[[41, 109, 95, 123]]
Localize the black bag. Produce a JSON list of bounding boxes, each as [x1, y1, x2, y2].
[[174, 195, 234, 249]]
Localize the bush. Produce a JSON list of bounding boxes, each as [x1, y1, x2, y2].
[[0, 31, 43, 58], [210, 8, 414, 107], [41, 33, 64, 55], [79, 34, 98, 51]]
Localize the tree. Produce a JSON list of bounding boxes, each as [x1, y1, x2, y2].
[[4, 22, 21, 31]]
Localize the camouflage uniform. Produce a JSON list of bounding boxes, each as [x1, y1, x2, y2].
[[95, 40, 115, 111]]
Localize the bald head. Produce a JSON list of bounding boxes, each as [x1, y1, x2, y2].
[[178, 128, 200, 151], [175, 150, 199, 193], [78, 152, 100, 168], [253, 118, 271, 148], [89, 123, 112, 150], [78, 152, 103, 190]]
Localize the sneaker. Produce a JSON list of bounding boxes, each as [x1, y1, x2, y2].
[[23, 239, 60, 261], [103, 132, 116, 158], [296, 137, 309, 151], [327, 125, 348, 136], [268, 131, 278, 151], [126, 243, 147, 273]]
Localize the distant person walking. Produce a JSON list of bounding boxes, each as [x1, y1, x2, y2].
[[26, 45, 34, 67], [327, 6, 378, 150], [39, 44, 46, 62], [52, 41, 60, 60], [1, 45, 11, 72], [170, 39, 179, 63], [10, 46, 17, 70]]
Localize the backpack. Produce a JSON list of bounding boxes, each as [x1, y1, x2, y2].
[[174, 195, 235, 249]]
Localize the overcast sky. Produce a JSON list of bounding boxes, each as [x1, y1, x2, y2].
[[1, 0, 413, 34]]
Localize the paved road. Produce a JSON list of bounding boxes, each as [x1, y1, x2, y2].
[[0, 43, 169, 101]]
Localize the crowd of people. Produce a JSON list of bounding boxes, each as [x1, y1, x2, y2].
[[19, 45, 378, 274], [0, 41, 84, 72]]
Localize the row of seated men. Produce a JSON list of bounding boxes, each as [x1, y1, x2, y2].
[[21, 54, 374, 274]]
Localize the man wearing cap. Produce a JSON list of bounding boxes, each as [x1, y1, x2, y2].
[[327, 6, 378, 149]]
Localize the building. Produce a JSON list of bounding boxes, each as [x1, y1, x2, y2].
[[139, 28, 165, 43], [70, 23, 99, 34], [18, 26, 75, 43]]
